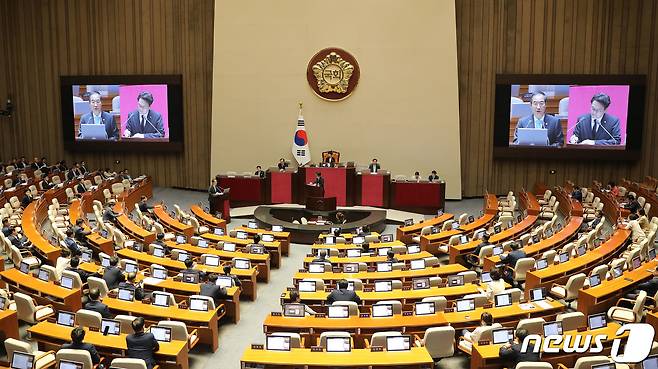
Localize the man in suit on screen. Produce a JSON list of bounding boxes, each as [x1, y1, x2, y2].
[[513, 91, 564, 147], [569, 93, 621, 145], [124, 91, 164, 138], [79, 91, 119, 140]]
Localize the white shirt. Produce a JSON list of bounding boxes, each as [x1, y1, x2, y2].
[[486, 279, 507, 300]]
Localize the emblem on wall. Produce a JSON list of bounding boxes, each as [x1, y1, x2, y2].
[[307, 48, 360, 101]]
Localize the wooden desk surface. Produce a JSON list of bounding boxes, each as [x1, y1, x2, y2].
[[0, 309, 19, 342], [190, 205, 226, 229], [22, 201, 60, 263], [303, 251, 434, 266], [68, 199, 114, 255], [165, 241, 271, 263], [234, 225, 291, 239], [318, 232, 381, 240], [311, 240, 406, 250], [396, 213, 455, 243], [0, 268, 80, 302], [241, 347, 433, 367], [104, 296, 219, 322], [293, 264, 468, 283], [154, 205, 194, 238], [115, 202, 156, 243]]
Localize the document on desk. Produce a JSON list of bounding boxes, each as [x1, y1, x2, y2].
[[534, 300, 553, 310], [141, 277, 164, 286], [519, 303, 536, 310]]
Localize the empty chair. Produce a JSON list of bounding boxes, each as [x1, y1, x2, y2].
[[458, 213, 469, 225], [75, 309, 102, 329], [56, 349, 95, 369], [550, 273, 587, 307], [607, 290, 646, 323], [458, 271, 478, 283], [516, 317, 546, 336], [109, 358, 149, 369], [462, 293, 488, 308], [13, 292, 54, 323], [157, 320, 199, 349], [418, 326, 455, 361], [412, 226, 433, 243], [189, 295, 216, 310], [557, 312, 586, 332], [189, 217, 209, 235], [319, 331, 351, 348], [422, 296, 447, 312], [301, 278, 325, 291], [345, 278, 364, 290], [369, 331, 402, 347], [332, 301, 359, 316], [4, 338, 56, 369], [114, 315, 137, 334]]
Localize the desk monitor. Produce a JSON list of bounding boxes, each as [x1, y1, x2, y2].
[[236, 231, 248, 240], [492, 246, 504, 256], [376, 262, 392, 272], [283, 303, 305, 317], [326, 337, 351, 352], [456, 298, 475, 312], [588, 313, 607, 330], [58, 360, 84, 369], [177, 252, 190, 262], [346, 281, 356, 291], [182, 272, 199, 284], [81, 250, 92, 262], [631, 256, 642, 270], [407, 244, 421, 254], [451, 221, 460, 230], [431, 226, 439, 234], [152, 246, 165, 258], [649, 247, 657, 260], [556, 222, 563, 231], [532, 235, 541, 244], [577, 244, 587, 256], [272, 225, 283, 232], [249, 245, 265, 254], [330, 227, 340, 234], [492, 328, 515, 344], [327, 305, 349, 318], [481, 272, 492, 283], [247, 221, 258, 229], [324, 236, 335, 245], [262, 234, 274, 242], [535, 258, 548, 270], [410, 259, 425, 270], [543, 321, 563, 336], [530, 288, 546, 302], [57, 311, 75, 327], [386, 335, 411, 351], [0, 296, 6, 310], [124, 262, 138, 273], [343, 263, 359, 273], [175, 235, 186, 244], [197, 239, 208, 248], [10, 352, 35, 369], [404, 219, 414, 226], [152, 292, 170, 307], [298, 281, 316, 292], [414, 302, 435, 316], [216, 276, 233, 288], [642, 355, 658, 369], [374, 280, 393, 292], [152, 267, 167, 280], [223, 243, 236, 252], [346, 248, 361, 258], [377, 247, 391, 256], [60, 275, 74, 289], [18, 261, 29, 274], [234, 258, 250, 269], [101, 319, 121, 335], [37, 268, 50, 282], [308, 263, 325, 273], [117, 287, 135, 301], [545, 228, 554, 238], [189, 297, 209, 312], [559, 252, 570, 263], [204, 255, 220, 267], [589, 274, 602, 287], [413, 277, 430, 290], [79, 124, 107, 140], [493, 224, 501, 233], [612, 266, 623, 278], [448, 275, 464, 286], [381, 234, 393, 242], [214, 228, 224, 236], [372, 304, 394, 318], [494, 293, 512, 307], [460, 235, 469, 244], [266, 335, 291, 351], [591, 364, 615, 369], [150, 326, 172, 342], [352, 236, 365, 245]]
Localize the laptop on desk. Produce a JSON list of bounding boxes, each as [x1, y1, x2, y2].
[[516, 128, 549, 146], [80, 124, 108, 140]]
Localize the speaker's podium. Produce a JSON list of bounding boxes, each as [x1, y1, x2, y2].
[[209, 188, 231, 222], [303, 184, 337, 211]]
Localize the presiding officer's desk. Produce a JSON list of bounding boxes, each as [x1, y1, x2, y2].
[[198, 233, 282, 269], [28, 321, 190, 369], [234, 225, 291, 256], [470, 323, 624, 369], [241, 346, 434, 369], [0, 268, 82, 312], [395, 213, 454, 244], [302, 251, 434, 268], [577, 258, 658, 316], [292, 264, 468, 286]]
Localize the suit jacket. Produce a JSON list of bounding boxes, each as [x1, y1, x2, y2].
[[103, 266, 124, 289], [200, 282, 228, 304], [62, 342, 100, 364], [501, 250, 526, 267], [125, 110, 164, 138], [103, 207, 119, 222], [76, 183, 86, 194], [139, 202, 153, 213], [126, 332, 160, 369], [326, 289, 362, 305], [514, 114, 564, 146], [64, 237, 81, 255], [277, 162, 287, 170], [40, 180, 53, 190], [428, 174, 439, 181], [499, 343, 540, 368], [21, 194, 32, 207], [637, 278, 658, 297], [368, 163, 381, 172], [2, 226, 12, 237], [572, 113, 621, 145], [255, 170, 265, 179], [84, 300, 112, 319], [73, 225, 91, 242], [118, 281, 145, 300], [315, 176, 324, 187], [79, 111, 119, 140]]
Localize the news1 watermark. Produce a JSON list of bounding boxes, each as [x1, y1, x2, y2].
[[520, 323, 655, 363]]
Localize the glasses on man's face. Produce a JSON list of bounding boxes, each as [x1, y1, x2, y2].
[[90, 100, 101, 105], [531, 100, 546, 106]]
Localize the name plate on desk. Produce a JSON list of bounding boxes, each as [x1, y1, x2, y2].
[[311, 346, 324, 352], [402, 311, 413, 316], [444, 308, 454, 313], [315, 313, 326, 318], [271, 312, 282, 316], [286, 287, 296, 292], [251, 344, 264, 350], [370, 346, 384, 352], [478, 340, 490, 346], [359, 313, 370, 318], [577, 326, 588, 332], [402, 286, 411, 291]]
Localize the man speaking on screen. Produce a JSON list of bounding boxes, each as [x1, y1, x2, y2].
[[569, 93, 621, 145], [513, 91, 564, 147], [123, 91, 164, 138], [79, 91, 119, 140]]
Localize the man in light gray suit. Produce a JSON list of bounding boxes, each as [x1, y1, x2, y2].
[[513, 91, 564, 147], [79, 91, 119, 139]]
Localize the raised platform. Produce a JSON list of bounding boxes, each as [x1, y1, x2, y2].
[[253, 205, 387, 244]]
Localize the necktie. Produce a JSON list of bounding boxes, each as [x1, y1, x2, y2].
[[593, 119, 599, 137], [141, 116, 145, 131], [535, 118, 542, 129]]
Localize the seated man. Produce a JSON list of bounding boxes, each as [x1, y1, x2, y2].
[[102, 256, 124, 290], [500, 243, 526, 284], [72, 218, 92, 244], [181, 258, 201, 278], [102, 201, 122, 223], [312, 250, 329, 263], [66, 257, 94, 283], [118, 272, 145, 300], [85, 288, 112, 319], [368, 159, 380, 173], [63, 229, 83, 256], [126, 317, 159, 369], [138, 195, 154, 213], [2, 218, 12, 237], [326, 279, 361, 305], [277, 158, 287, 171], [428, 170, 440, 182], [467, 233, 491, 266], [385, 250, 399, 263], [499, 328, 539, 368], [254, 165, 266, 179], [62, 327, 101, 364], [222, 265, 242, 287], [200, 273, 229, 305]]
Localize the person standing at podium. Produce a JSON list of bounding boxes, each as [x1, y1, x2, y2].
[[314, 172, 324, 188], [208, 178, 223, 198], [368, 159, 380, 173]]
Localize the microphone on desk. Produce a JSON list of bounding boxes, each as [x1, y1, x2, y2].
[[597, 121, 618, 143], [123, 112, 136, 137], [144, 116, 164, 137], [567, 117, 587, 144]]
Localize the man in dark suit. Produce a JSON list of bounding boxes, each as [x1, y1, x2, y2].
[[499, 328, 539, 368], [8, 228, 30, 250], [627, 268, 658, 300], [2, 219, 12, 237], [84, 288, 112, 319], [40, 176, 53, 190], [66, 257, 93, 283], [181, 259, 202, 279], [126, 317, 159, 369], [469, 233, 491, 262], [368, 159, 381, 173], [312, 250, 329, 263], [103, 201, 122, 223], [326, 279, 362, 304], [582, 210, 604, 231], [624, 194, 641, 214], [222, 265, 242, 287], [501, 242, 526, 285], [102, 256, 124, 289], [79, 91, 119, 140], [200, 274, 229, 304], [428, 170, 440, 182], [569, 93, 621, 145], [314, 172, 324, 187], [208, 178, 223, 204], [16, 157, 27, 169], [324, 151, 337, 166], [63, 229, 82, 256], [119, 272, 145, 300], [75, 181, 87, 194], [513, 91, 564, 147], [138, 195, 154, 214], [123, 91, 164, 138], [277, 158, 287, 171], [254, 165, 266, 179], [21, 192, 33, 208], [73, 218, 91, 243], [62, 327, 101, 364], [80, 161, 89, 174]]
